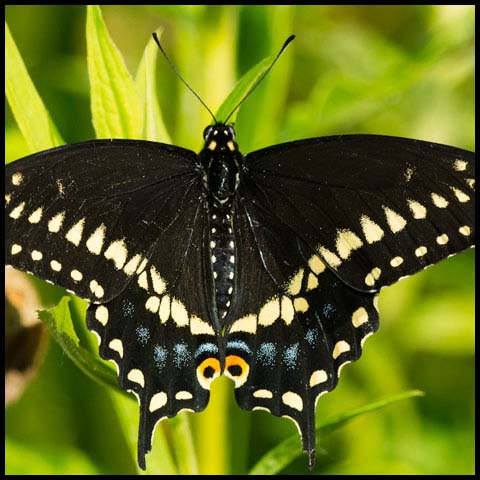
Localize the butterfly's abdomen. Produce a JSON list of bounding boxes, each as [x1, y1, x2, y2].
[[209, 199, 235, 324]]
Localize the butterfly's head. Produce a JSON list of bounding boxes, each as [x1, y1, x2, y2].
[[203, 123, 238, 153]]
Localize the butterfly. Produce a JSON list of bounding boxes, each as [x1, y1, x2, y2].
[[5, 34, 475, 470]]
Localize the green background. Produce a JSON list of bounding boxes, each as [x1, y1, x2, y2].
[[5, 5, 474, 475]]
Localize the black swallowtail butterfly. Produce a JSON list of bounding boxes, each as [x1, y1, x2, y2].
[[5, 34, 475, 470]]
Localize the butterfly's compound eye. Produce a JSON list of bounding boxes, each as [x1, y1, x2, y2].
[[196, 357, 221, 389], [226, 125, 235, 139], [203, 125, 214, 140], [224, 355, 249, 388]]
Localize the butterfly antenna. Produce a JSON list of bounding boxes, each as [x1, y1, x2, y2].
[[223, 34, 296, 124], [152, 32, 217, 124]]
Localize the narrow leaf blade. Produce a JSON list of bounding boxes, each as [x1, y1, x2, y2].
[[249, 390, 425, 475], [5, 22, 64, 153], [86, 5, 142, 139]]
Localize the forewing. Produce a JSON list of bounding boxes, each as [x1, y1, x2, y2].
[[245, 135, 475, 292], [5, 139, 200, 301]]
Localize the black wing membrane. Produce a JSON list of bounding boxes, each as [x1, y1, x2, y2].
[[225, 184, 379, 467], [244, 135, 475, 292], [5, 140, 221, 468], [225, 134, 474, 465]]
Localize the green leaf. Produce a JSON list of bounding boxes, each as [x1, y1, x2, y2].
[[169, 413, 199, 474], [38, 297, 120, 393], [135, 30, 171, 143], [249, 390, 425, 475], [86, 5, 142, 139], [5, 436, 99, 474], [215, 55, 275, 124], [5, 22, 63, 153]]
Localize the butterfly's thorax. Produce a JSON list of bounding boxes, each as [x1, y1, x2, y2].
[[199, 124, 242, 324]]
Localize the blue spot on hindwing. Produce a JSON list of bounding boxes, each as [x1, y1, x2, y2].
[[153, 345, 167, 370], [283, 343, 299, 370], [305, 328, 319, 346], [173, 343, 190, 368], [136, 326, 150, 346], [195, 342, 218, 358], [227, 340, 252, 355], [322, 303, 335, 318], [257, 342, 276, 367], [122, 299, 135, 318]]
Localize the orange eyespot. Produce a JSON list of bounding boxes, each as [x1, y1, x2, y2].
[[224, 355, 250, 388], [196, 357, 221, 390]]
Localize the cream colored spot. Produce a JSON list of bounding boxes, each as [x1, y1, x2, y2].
[[137, 271, 148, 290], [104, 239, 128, 270], [306, 273, 318, 291], [318, 246, 342, 268], [227, 141, 235, 151], [287, 269, 304, 295], [282, 391, 303, 412], [360, 215, 384, 244], [123, 254, 142, 276], [309, 369, 328, 387], [127, 369, 145, 388], [415, 246, 428, 257], [12, 172, 23, 186], [465, 178, 475, 189], [5, 193, 12, 205], [137, 257, 148, 274], [390, 256, 404, 268], [71, 269, 83, 282], [365, 273, 375, 287], [9, 202, 25, 219], [86, 223, 105, 255], [11, 244, 22, 255], [258, 297, 280, 326], [333, 340, 350, 359], [66, 218, 85, 246], [229, 314, 257, 334], [336, 229, 363, 259], [50, 260, 62, 271], [253, 389, 273, 399], [31, 250, 43, 261], [352, 307, 369, 328], [89, 280, 104, 299], [175, 391, 193, 400], [281, 296, 295, 325], [190, 316, 215, 335], [150, 266, 166, 295], [159, 295, 171, 324], [383, 206, 407, 233], [431, 192, 448, 208], [436, 234, 449, 245], [145, 296, 160, 313], [208, 140, 217, 151], [171, 298, 189, 327], [109, 339, 124, 358], [372, 267, 381, 280], [95, 305, 109, 326], [48, 211, 65, 233], [459, 225, 471, 236], [450, 187, 470, 203], [28, 207, 43, 224], [293, 297, 309, 313], [453, 159, 467, 172], [149, 391, 167, 411], [308, 254, 326, 275], [407, 199, 427, 219]]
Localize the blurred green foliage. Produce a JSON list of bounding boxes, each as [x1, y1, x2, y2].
[[5, 5, 474, 475]]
